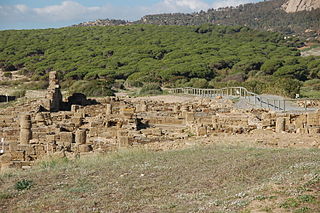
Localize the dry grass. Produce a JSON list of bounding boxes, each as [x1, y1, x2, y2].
[[0, 145, 319, 212]]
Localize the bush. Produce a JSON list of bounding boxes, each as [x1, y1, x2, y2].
[[68, 80, 115, 97], [187, 78, 208, 88], [15, 179, 33, 191], [19, 81, 48, 90], [10, 90, 26, 98], [139, 83, 163, 95], [3, 72, 12, 78]]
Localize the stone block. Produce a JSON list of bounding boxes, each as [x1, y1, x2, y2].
[[71, 117, 83, 127], [71, 105, 80, 112], [78, 144, 92, 152], [307, 112, 319, 126], [118, 136, 130, 148], [106, 104, 113, 115], [46, 135, 56, 143], [276, 117, 286, 133], [59, 132, 74, 144], [9, 142, 18, 152], [75, 129, 87, 144], [185, 112, 195, 124], [0, 153, 12, 163], [152, 129, 162, 136], [10, 151, 25, 161], [20, 129, 32, 145], [196, 126, 207, 136], [309, 127, 320, 134], [117, 130, 128, 137], [136, 104, 148, 112]]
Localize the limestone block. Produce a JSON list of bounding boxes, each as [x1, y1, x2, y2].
[[120, 107, 135, 117], [106, 104, 113, 115], [75, 129, 87, 144], [20, 114, 32, 129], [9, 142, 18, 152], [294, 114, 307, 129], [59, 132, 74, 144], [0, 153, 12, 163], [152, 129, 162, 136], [118, 136, 130, 148], [196, 126, 207, 136], [173, 105, 180, 113], [308, 127, 320, 134], [276, 117, 286, 133], [117, 130, 128, 137], [35, 113, 46, 125], [46, 135, 56, 143], [307, 112, 319, 126], [136, 104, 148, 113], [185, 112, 195, 124], [78, 144, 92, 152], [10, 151, 25, 161], [20, 129, 32, 145], [71, 105, 80, 112], [17, 144, 34, 153], [71, 117, 83, 127]]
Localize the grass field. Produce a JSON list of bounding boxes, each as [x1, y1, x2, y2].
[[0, 145, 319, 212]]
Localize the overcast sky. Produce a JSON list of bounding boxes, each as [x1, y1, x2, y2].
[[0, 0, 262, 30]]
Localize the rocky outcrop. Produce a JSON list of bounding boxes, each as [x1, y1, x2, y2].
[[282, 0, 320, 13], [72, 19, 131, 27]]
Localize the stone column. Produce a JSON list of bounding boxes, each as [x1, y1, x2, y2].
[[20, 114, 32, 145], [75, 129, 86, 145], [276, 117, 285, 133], [106, 104, 113, 115]]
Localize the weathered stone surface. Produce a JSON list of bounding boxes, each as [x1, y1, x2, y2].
[[276, 117, 286, 133], [282, 0, 320, 13], [75, 130, 87, 145]]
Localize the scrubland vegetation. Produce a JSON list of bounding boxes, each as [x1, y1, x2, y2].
[[1, 24, 319, 97]]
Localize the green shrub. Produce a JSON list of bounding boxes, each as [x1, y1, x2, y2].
[[297, 195, 316, 203], [68, 80, 115, 97], [15, 179, 33, 191], [139, 83, 163, 95], [280, 198, 300, 208], [19, 81, 48, 90], [3, 72, 12, 78], [10, 90, 26, 98], [187, 78, 208, 88]]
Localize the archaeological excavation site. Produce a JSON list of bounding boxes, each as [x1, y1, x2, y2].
[[0, 71, 320, 171]]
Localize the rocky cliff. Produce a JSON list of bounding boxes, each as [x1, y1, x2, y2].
[[282, 0, 320, 13], [72, 19, 131, 27]]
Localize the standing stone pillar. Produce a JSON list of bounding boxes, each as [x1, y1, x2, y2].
[[75, 129, 86, 145], [106, 104, 112, 115], [75, 129, 92, 152], [20, 114, 32, 145], [276, 117, 285, 133]]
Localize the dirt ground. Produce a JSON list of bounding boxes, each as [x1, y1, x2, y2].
[[143, 129, 320, 152]]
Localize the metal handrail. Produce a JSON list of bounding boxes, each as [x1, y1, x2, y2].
[[170, 87, 317, 112]]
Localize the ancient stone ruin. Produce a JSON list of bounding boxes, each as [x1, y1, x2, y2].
[[40, 71, 97, 112], [1, 71, 320, 171]]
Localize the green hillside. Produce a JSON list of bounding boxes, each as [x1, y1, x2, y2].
[[139, 0, 320, 39], [0, 24, 319, 97]]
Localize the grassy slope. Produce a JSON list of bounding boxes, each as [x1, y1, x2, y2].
[[0, 145, 319, 212]]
